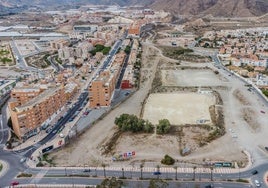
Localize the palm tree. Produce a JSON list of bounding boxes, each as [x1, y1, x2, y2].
[[140, 164, 144, 179], [156, 165, 160, 179], [193, 166, 197, 181], [122, 168, 125, 178], [210, 167, 214, 181], [102, 163, 106, 178], [173, 166, 178, 180]]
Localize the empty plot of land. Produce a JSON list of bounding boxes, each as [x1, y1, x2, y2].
[[162, 69, 222, 87], [143, 93, 215, 125]]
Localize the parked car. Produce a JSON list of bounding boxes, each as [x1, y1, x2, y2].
[[260, 110, 265, 114], [205, 184, 214, 188], [10, 181, 19, 186], [254, 179, 261, 187], [153, 171, 161, 175], [83, 169, 91, 172], [265, 147, 268, 151], [251, 170, 258, 175]]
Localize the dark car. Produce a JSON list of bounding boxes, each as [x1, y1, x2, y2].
[[251, 170, 258, 175], [10, 181, 19, 186], [83, 169, 91, 172], [205, 185, 214, 188], [265, 147, 268, 151], [153, 171, 161, 175]]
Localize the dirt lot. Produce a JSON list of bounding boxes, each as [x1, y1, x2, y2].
[[51, 28, 268, 168], [161, 69, 222, 87], [143, 93, 215, 125]]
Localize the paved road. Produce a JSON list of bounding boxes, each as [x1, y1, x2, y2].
[[11, 178, 253, 188], [1, 33, 267, 188]]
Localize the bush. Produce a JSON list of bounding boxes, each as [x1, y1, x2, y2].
[[156, 119, 171, 134], [17, 173, 32, 178], [161, 155, 175, 165], [36, 161, 44, 167], [115, 114, 154, 133]]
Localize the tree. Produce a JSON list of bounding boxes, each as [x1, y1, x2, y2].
[[140, 164, 144, 179], [161, 155, 175, 165], [114, 114, 154, 133], [193, 166, 197, 181], [102, 163, 106, 178], [173, 166, 178, 180], [210, 167, 213, 181], [97, 177, 123, 188], [157, 119, 171, 134], [124, 45, 131, 54], [148, 179, 168, 188]]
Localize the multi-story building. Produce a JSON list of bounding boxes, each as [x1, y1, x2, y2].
[[50, 39, 69, 50], [89, 71, 116, 108], [10, 87, 42, 106], [9, 85, 66, 140], [89, 52, 126, 108]]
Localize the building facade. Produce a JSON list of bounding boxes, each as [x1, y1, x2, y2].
[[9, 85, 66, 140]]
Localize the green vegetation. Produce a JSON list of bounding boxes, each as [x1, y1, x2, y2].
[[124, 45, 131, 54], [55, 55, 62, 64], [262, 89, 268, 97], [115, 114, 154, 133], [0, 57, 12, 64], [161, 155, 175, 165], [17, 173, 32, 178], [0, 49, 9, 55], [37, 154, 55, 167], [0, 163, 2, 171], [156, 119, 171, 134], [236, 179, 249, 183], [90, 44, 111, 56], [43, 54, 51, 67], [148, 179, 169, 188], [96, 177, 123, 188]]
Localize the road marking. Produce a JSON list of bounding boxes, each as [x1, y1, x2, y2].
[[30, 169, 48, 184]]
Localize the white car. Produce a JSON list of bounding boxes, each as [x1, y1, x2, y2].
[[254, 180, 261, 187]]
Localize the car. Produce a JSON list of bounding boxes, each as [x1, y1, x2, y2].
[[10, 181, 19, 186], [20, 157, 26, 163], [205, 184, 214, 188], [83, 169, 91, 172], [260, 110, 265, 114], [265, 147, 268, 151], [59, 133, 64, 138], [52, 130, 57, 134], [251, 170, 258, 175], [153, 171, 161, 175], [254, 179, 261, 187]]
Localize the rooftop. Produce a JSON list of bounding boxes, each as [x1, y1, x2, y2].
[[15, 86, 62, 112]]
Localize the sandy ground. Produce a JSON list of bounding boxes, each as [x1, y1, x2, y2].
[[161, 69, 222, 87], [51, 31, 268, 168], [143, 93, 215, 125]]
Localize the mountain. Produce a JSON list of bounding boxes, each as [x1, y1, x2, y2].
[[0, 0, 267, 17], [150, 0, 268, 17]]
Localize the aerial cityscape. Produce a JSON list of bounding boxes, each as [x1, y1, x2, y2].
[[0, 0, 267, 187]]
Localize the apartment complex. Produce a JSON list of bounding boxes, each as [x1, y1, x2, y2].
[[89, 71, 115, 107], [89, 52, 126, 108], [8, 84, 76, 140]]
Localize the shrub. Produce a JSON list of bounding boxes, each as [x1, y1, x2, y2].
[[161, 155, 175, 165], [115, 114, 154, 133], [156, 119, 171, 134]]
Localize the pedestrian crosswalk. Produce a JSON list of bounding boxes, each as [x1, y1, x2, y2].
[[53, 166, 241, 174], [30, 169, 49, 184]]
